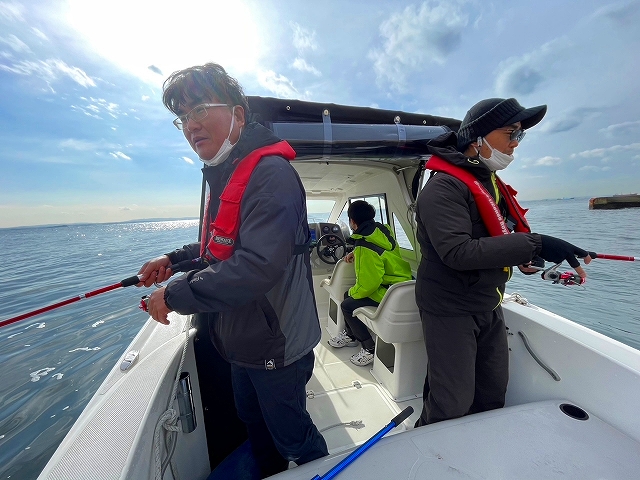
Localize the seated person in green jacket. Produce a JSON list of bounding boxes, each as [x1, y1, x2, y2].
[[328, 200, 413, 366]]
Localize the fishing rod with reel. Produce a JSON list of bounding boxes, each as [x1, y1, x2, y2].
[[0, 257, 207, 329]]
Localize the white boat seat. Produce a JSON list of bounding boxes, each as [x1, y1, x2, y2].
[[320, 258, 356, 338], [354, 280, 427, 401]]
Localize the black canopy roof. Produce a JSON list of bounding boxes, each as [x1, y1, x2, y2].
[[247, 96, 460, 130]]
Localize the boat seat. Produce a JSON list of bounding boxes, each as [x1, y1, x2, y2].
[[354, 280, 427, 401], [320, 259, 356, 338]]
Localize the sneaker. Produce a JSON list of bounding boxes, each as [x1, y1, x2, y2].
[[350, 348, 374, 366], [328, 330, 358, 348]]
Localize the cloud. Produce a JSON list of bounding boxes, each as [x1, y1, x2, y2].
[[599, 120, 640, 137], [289, 23, 321, 78], [0, 34, 31, 53], [579, 165, 611, 172], [534, 156, 562, 166], [71, 105, 101, 118], [538, 107, 601, 134], [369, 0, 468, 92], [571, 142, 640, 158], [91, 97, 120, 117], [292, 58, 321, 76], [59, 139, 119, 151], [72, 96, 122, 119], [31, 28, 48, 41], [0, 58, 96, 87], [141, 95, 150, 101], [256, 70, 299, 98], [0, 2, 24, 22], [594, 1, 640, 26], [148, 64, 162, 75], [109, 151, 131, 160], [290, 22, 318, 52], [119, 206, 132, 211], [494, 38, 571, 97], [181, 156, 194, 165], [496, 64, 543, 96]]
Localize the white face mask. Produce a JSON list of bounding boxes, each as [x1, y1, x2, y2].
[[202, 106, 242, 167], [476, 137, 514, 171]]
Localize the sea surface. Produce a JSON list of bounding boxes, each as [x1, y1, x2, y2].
[[1, 198, 639, 479]]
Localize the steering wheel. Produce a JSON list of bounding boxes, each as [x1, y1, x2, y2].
[[315, 234, 347, 265]]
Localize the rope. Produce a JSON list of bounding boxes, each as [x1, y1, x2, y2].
[[320, 420, 365, 433], [153, 315, 192, 480]]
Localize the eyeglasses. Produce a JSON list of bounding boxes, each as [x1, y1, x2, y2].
[[507, 128, 526, 142], [173, 103, 229, 130]]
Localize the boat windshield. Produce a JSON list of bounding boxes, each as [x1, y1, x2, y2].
[[307, 199, 336, 223]]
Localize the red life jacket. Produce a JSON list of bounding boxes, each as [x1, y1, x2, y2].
[[201, 140, 297, 261], [425, 155, 531, 236]]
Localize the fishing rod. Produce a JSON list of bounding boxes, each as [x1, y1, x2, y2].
[[311, 406, 413, 480], [0, 257, 205, 329], [594, 253, 639, 262]]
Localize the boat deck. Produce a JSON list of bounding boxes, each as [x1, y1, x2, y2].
[[306, 313, 423, 455], [281, 397, 640, 479], [288, 286, 640, 479]]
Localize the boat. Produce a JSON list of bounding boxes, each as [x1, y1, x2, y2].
[[37, 97, 640, 480], [589, 193, 640, 209]]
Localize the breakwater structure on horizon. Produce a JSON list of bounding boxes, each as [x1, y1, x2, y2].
[[589, 194, 640, 210]]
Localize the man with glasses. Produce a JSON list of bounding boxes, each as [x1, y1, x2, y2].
[[137, 63, 328, 477], [413, 98, 594, 426]]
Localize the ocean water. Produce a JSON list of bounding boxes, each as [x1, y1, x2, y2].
[[0, 220, 200, 480], [1, 198, 639, 479]]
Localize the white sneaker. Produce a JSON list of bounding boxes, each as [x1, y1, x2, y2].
[[328, 330, 358, 348], [350, 348, 374, 366]]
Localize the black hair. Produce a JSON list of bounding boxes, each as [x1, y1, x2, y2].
[[348, 200, 376, 226], [162, 62, 250, 115]]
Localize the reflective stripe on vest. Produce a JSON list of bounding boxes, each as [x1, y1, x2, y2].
[[425, 155, 531, 236], [202, 140, 297, 261]]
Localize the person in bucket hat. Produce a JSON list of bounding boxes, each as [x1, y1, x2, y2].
[[456, 97, 547, 152], [413, 97, 595, 426]]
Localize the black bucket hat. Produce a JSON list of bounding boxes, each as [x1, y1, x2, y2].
[[457, 98, 547, 152]]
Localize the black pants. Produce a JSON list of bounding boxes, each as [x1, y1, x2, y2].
[[231, 350, 328, 478], [341, 293, 379, 352], [415, 307, 509, 426]]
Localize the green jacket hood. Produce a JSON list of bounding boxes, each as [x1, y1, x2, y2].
[[350, 219, 395, 251]]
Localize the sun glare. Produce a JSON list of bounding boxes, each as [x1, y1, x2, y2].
[[65, 0, 264, 84]]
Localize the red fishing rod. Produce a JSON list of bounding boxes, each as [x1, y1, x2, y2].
[[594, 254, 639, 261], [0, 257, 205, 329], [0, 275, 142, 329]]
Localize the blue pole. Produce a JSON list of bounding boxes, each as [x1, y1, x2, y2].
[[311, 406, 414, 480]]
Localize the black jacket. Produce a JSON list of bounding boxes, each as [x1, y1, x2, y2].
[[415, 132, 542, 315], [164, 123, 320, 369]]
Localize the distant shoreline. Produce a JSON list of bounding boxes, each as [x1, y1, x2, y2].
[[0, 217, 199, 231]]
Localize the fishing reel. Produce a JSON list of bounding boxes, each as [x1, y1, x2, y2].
[[139, 295, 150, 312], [539, 263, 585, 287]]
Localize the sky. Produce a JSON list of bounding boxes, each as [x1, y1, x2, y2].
[[0, 0, 639, 228]]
